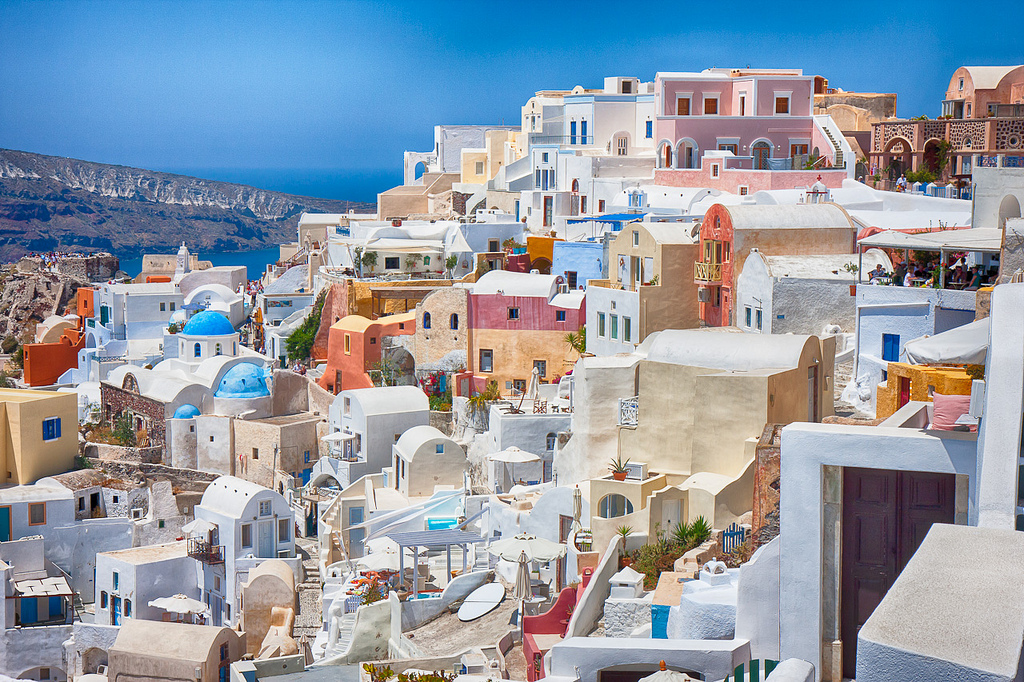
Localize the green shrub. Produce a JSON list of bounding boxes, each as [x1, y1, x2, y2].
[[1, 336, 18, 354], [285, 288, 326, 362], [112, 413, 136, 447]]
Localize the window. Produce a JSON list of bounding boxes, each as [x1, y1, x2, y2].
[[125, 599, 132, 618], [214, 576, 221, 591], [756, 309, 763, 331], [621, 80, 632, 94], [718, 143, 738, 155], [278, 518, 290, 543], [369, 337, 376, 345], [580, 196, 587, 214], [221, 643, 229, 661], [738, 186, 749, 196], [645, 120, 653, 139], [344, 334, 351, 354], [170, 302, 175, 311], [711, 164, 720, 178], [534, 360, 546, 378], [598, 494, 633, 519], [28, 502, 45, 526], [775, 96, 790, 114], [160, 302, 166, 312], [745, 307, 752, 327], [488, 239, 499, 252], [349, 506, 364, 525], [475, 161, 484, 175], [676, 96, 690, 116], [423, 312, 431, 329], [739, 94, 746, 116], [546, 433, 556, 451], [570, 120, 577, 146], [598, 200, 606, 212], [958, 77, 964, 91], [541, 152, 549, 163], [384, 256, 400, 270], [194, 342, 201, 358], [556, 310, 566, 322], [215, 343, 222, 355], [304, 450, 310, 464], [580, 119, 587, 142], [241, 523, 252, 548], [623, 317, 632, 343], [610, 314, 619, 340], [77, 497, 84, 512], [112, 572, 119, 590], [507, 307, 520, 320], [597, 312, 606, 337], [435, 443, 444, 454], [252, 448, 259, 460], [882, 333, 900, 362], [632, 230, 640, 246], [450, 313, 458, 330], [259, 500, 272, 516], [100, 592, 108, 608], [479, 349, 493, 373], [704, 96, 718, 115], [42, 417, 61, 442], [423, 256, 430, 266], [616, 136, 628, 156], [210, 436, 215, 442], [343, 396, 351, 415], [966, 103, 971, 117], [40, 670, 50, 681]]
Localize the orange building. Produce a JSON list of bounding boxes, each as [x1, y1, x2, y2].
[[876, 362, 974, 419], [318, 312, 416, 394], [23, 288, 95, 387]]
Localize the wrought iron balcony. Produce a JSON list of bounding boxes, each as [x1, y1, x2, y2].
[[187, 538, 224, 565], [694, 262, 722, 282], [618, 396, 639, 427]]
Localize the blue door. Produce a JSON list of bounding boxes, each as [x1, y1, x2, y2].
[[0, 507, 9, 542], [113, 596, 122, 625], [21, 597, 37, 624], [301, 468, 312, 485], [49, 596, 63, 621], [882, 333, 900, 362]]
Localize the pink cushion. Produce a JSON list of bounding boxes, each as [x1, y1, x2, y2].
[[931, 393, 975, 431]]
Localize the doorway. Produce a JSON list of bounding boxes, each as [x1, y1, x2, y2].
[[557, 514, 573, 590], [0, 506, 10, 542], [840, 467, 955, 677], [258, 520, 275, 557]]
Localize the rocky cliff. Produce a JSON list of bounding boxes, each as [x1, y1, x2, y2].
[[0, 148, 374, 261]]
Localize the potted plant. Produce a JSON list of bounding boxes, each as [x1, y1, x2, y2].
[[616, 525, 633, 568], [843, 262, 859, 296], [609, 456, 631, 481]]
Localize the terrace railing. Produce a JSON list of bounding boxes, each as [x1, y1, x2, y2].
[[694, 262, 722, 282]]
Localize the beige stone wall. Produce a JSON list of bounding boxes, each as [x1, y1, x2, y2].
[[413, 287, 469, 369], [5, 391, 78, 485], [233, 416, 320, 488]]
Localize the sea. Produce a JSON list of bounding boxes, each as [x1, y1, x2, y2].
[[114, 167, 402, 280]]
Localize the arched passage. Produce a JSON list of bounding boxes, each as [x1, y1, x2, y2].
[[882, 137, 911, 180], [922, 138, 943, 177], [999, 194, 1022, 227], [656, 141, 672, 169], [752, 140, 772, 170], [676, 139, 698, 169]]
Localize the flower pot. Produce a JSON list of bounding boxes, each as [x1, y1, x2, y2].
[[849, 284, 857, 296], [612, 471, 627, 481], [619, 556, 633, 569]]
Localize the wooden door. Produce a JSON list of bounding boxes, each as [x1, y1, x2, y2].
[[557, 514, 573, 590], [898, 377, 911, 409], [841, 468, 954, 677]]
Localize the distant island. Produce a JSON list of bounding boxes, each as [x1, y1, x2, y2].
[[0, 148, 375, 261]]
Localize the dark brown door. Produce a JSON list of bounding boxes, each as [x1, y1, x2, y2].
[[841, 468, 954, 677], [557, 514, 573, 591], [898, 376, 911, 409]]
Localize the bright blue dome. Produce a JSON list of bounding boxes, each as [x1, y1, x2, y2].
[[182, 310, 234, 336], [215, 363, 270, 398], [173, 403, 201, 419]]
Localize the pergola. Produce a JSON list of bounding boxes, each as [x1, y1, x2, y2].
[[857, 228, 1003, 287], [385, 528, 486, 596], [369, 285, 439, 319]]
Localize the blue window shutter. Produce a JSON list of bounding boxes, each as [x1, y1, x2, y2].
[[55, 418, 61, 439]]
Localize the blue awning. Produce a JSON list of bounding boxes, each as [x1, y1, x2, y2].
[[566, 212, 647, 225]]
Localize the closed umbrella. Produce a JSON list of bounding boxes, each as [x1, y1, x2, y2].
[[513, 550, 530, 630], [571, 486, 583, 535], [526, 366, 540, 400], [488, 533, 566, 563]]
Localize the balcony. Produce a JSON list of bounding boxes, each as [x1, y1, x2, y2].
[[618, 396, 639, 427], [694, 262, 722, 282], [187, 538, 224, 565]]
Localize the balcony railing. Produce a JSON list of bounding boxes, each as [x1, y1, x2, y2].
[[618, 396, 639, 426], [694, 262, 722, 282], [187, 537, 224, 565]]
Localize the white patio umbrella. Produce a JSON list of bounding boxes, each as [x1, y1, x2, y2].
[[637, 661, 697, 682], [488, 533, 566, 563], [357, 552, 401, 572], [180, 518, 215, 536], [488, 447, 541, 464], [148, 594, 208, 614]]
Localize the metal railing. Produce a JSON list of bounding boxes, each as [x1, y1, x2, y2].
[[187, 538, 225, 565], [618, 396, 639, 426], [694, 262, 722, 282]]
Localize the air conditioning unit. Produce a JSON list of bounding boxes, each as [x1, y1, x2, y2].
[[130, 508, 144, 520], [969, 379, 986, 419], [697, 287, 711, 302], [624, 461, 648, 480]]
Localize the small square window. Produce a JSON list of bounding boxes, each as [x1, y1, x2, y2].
[[158, 519, 165, 529], [241, 523, 252, 548], [252, 448, 259, 460], [704, 97, 718, 115], [28, 502, 45, 526], [370, 337, 376, 345], [160, 302, 166, 312], [542, 152, 549, 162], [632, 231, 640, 246], [775, 97, 789, 114], [259, 500, 272, 516], [210, 436, 214, 442], [278, 517, 291, 543], [556, 310, 566, 322], [435, 443, 444, 454], [507, 307, 520, 320], [42, 417, 61, 442], [112, 495, 118, 503]]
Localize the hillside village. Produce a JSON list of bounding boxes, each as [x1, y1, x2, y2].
[[2, 64, 1024, 682]]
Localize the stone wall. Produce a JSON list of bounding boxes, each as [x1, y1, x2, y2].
[[84, 442, 163, 464], [429, 411, 453, 436], [752, 424, 783, 544], [312, 281, 349, 360], [451, 191, 472, 216], [87, 459, 218, 491], [55, 253, 119, 282], [603, 596, 652, 637], [100, 383, 167, 449]]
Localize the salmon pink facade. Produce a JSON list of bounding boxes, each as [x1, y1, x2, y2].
[[318, 312, 415, 394]]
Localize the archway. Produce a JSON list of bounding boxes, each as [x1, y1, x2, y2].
[[656, 141, 672, 169], [85, 333, 97, 349], [923, 138, 943, 178], [752, 140, 771, 170], [82, 648, 108, 675], [999, 194, 1022, 227], [414, 161, 426, 181], [882, 138, 911, 181], [531, 257, 552, 274], [676, 139, 698, 169]]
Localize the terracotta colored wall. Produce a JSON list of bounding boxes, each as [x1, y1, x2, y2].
[[876, 362, 973, 419], [318, 313, 416, 394], [23, 332, 84, 386], [697, 205, 736, 326], [77, 288, 96, 319]]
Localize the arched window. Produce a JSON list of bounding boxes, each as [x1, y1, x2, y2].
[[215, 343, 222, 356], [423, 312, 431, 330], [194, 342, 201, 358], [598, 494, 633, 519], [546, 433, 556, 450], [450, 313, 459, 330]]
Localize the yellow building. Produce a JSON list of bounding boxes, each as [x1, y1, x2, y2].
[[876, 362, 974, 419], [0, 389, 77, 485]]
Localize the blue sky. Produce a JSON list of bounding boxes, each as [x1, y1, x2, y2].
[[1, 0, 1022, 200]]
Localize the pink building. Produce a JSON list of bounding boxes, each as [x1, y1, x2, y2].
[[653, 68, 851, 189]]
